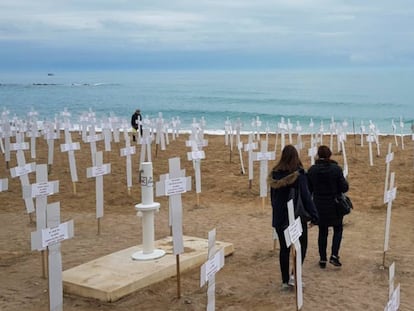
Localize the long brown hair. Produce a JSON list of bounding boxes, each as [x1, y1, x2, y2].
[[272, 145, 303, 173]]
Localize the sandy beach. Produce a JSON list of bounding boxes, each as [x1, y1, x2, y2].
[[0, 131, 413, 310]]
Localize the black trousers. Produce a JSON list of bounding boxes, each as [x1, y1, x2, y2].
[[276, 222, 308, 284], [318, 223, 343, 261]]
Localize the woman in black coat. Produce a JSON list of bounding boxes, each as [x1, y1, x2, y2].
[[307, 145, 349, 268], [268, 145, 319, 290]]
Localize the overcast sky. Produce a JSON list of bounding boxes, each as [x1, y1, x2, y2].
[[1, 0, 413, 70]]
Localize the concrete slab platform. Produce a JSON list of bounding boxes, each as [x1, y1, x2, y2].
[[62, 236, 234, 302]]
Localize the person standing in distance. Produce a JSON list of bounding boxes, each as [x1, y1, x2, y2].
[[131, 109, 142, 142], [307, 145, 349, 268], [268, 145, 319, 291]]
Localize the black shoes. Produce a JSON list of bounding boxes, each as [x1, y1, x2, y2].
[[319, 260, 327, 269], [329, 255, 342, 267]]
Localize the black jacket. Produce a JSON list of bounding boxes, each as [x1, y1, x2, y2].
[[307, 159, 349, 226], [269, 169, 319, 230]]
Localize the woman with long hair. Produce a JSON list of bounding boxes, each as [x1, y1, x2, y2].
[[268, 145, 318, 290]]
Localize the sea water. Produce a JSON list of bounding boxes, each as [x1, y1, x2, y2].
[[0, 68, 413, 134]]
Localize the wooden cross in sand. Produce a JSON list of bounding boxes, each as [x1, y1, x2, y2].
[[43, 121, 60, 173], [284, 200, 304, 310], [384, 262, 400, 311], [200, 228, 225, 311], [382, 172, 397, 268], [60, 124, 80, 194], [10, 133, 36, 218], [23, 164, 59, 279], [27, 110, 40, 159], [234, 119, 246, 174], [244, 133, 258, 189], [102, 118, 113, 152], [139, 127, 153, 167], [84, 124, 103, 166], [383, 143, 394, 204], [31, 201, 74, 311], [252, 140, 275, 212], [186, 139, 206, 207], [120, 137, 136, 195], [86, 151, 111, 235], [156, 157, 191, 297], [1, 119, 12, 168]]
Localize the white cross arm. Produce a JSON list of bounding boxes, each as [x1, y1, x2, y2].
[[87, 164, 111, 178], [60, 142, 80, 152], [120, 146, 136, 157], [31, 219, 74, 251], [284, 218, 303, 248], [44, 132, 59, 140], [85, 133, 103, 143], [308, 147, 317, 157], [156, 175, 192, 197], [244, 142, 258, 151], [385, 152, 394, 164], [252, 151, 275, 161], [384, 187, 397, 204], [10, 162, 36, 178], [200, 248, 225, 287], [0, 178, 8, 191], [187, 150, 205, 161], [23, 181, 59, 198], [10, 142, 29, 151]]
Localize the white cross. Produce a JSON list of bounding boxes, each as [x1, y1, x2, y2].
[[102, 118, 113, 152], [383, 143, 394, 204], [0, 178, 8, 192], [200, 228, 225, 311], [156, 157, 191, 255], [284, 200, 304, 310], [84, 125, 103, 166], [26, 119, 40, 159], [86, 151, 111, 234], [43, 121, 60, 172], [244, 133, 258, 186], [60, 127, 80, 186], [31, 201, 74, 311], [120, 137, 136, 194], [187, 139, 205, 206], [10, 133, 36, 215], [383, 172, 397, 267], [139, 127, 153, 167], [252, 140, 275, 211], [384, 262, 400, 311]]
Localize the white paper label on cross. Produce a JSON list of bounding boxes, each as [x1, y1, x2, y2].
[[11, 163, 35, 177], [31, 181, 55, 197], [60, 142, 80, 152], [308, 146, 317, 157], [91, 164, 111, 177], [120, 146, 136, 156], [11, 142, 29, 151], [386, 152, 394, 164], [41, 222, 70, 248], [190, 150, 205, 160], [204, 248, 225, 281], [285, 218, 303, 247], [85, 134, 102, 143], [385, 187, 397, 203], [164, 177, 188, 196], [256, 152, 273, 161]]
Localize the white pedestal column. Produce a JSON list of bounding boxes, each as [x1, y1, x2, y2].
[[132, 162, 165, 261]]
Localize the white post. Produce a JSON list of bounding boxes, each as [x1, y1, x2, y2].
[[84, 124, 103, 166], [60, 127, 80, 193], [383, 143, 393, 204], [384, 262, 401, 311], [252, 140, 275, 211], [120, 137, 136, 194], [284, 200, 304, 310], [200, 228, 225, 311], [399, 117, 405, 150], [187, 140, 206, 206], [132, 162, 165, 260], [383, 172, 396, 267], [86, 151, 111, 234], [244, 133, 258, 188]]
